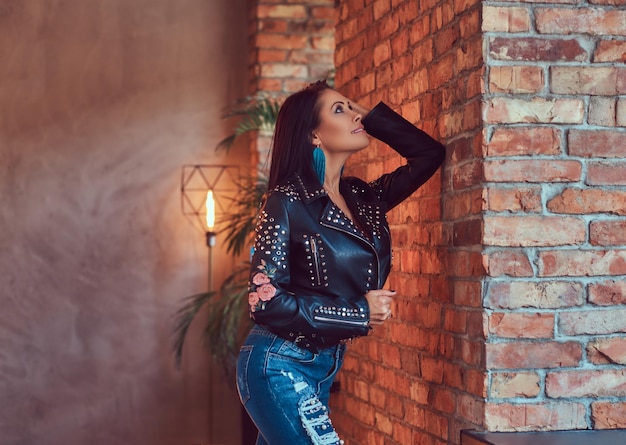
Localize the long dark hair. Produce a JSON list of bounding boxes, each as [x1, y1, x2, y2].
[[267, 81, 331, 190]]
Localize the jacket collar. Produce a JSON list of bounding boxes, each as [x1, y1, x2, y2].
[[288, 174, 388, 244], [290, 174, 328, 204]]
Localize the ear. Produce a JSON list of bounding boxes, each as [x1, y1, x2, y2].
[[311, 132, 321, 147]]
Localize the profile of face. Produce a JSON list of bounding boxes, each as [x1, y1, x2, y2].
[[311, 89, 370, 156]]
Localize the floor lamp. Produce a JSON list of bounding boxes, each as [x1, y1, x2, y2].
[[180, 164, 239, 444]]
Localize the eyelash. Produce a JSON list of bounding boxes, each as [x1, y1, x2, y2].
[[334, 104, 353, 113]]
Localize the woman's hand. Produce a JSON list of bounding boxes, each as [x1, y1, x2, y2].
[[365, 289, 396, 326]]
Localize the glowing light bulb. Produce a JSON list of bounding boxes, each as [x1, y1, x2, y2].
[[205, 189, 215, 231]]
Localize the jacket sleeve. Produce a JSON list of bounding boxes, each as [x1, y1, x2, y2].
[[362, 102, 446, 211], [248, 191, 371, 351]]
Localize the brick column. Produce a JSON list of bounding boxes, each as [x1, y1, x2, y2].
[[482, 0, 626, 432]]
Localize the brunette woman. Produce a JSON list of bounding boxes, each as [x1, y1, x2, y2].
[[236, 81, 445, 445]]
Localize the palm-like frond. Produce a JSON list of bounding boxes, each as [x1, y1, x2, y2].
[[215, 97, 282, 152], [171, 290, 217, 368], [200, 262, 251, 377], [172, 262, 252, 378], [217, 175, 268, 256]]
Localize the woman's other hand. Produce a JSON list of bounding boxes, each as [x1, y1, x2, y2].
[[365, 289, 396, 325]]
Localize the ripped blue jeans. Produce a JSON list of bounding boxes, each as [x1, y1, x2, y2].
[[236, 324, 346, 445]]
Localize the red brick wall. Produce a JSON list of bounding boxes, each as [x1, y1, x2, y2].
[[247, 0, 336, 174], [482, 0, 626, 432], [248, 0, 336, 94], [333, 0, 485, 444], [247, 0, 626, 443]]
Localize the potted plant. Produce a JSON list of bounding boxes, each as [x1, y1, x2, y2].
[[171, 95, 280, 376]]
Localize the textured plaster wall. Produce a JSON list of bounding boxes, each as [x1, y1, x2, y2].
[[0, 1, 248, 444]]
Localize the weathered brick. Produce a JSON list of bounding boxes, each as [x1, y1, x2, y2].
[[259, 18, 289, 33], [258, 48, 288, 63], [487, 126, 561, 157], [259, 63, 308, 78], [587, 337, 626, 365], [486, 280, 584, 309], [546, 369, 626, 397], [485, 98, 584, 124], [257, 78, 283, 92], [594, 39, 626, 63], [559, 308, 626, 335], [454, 6, 482, 41], [589, 279, 626, 305], [569, 129, 626, 157], [484, 216, 586, 247], [373, 41, 391, 66], [453, 218, 483, 246], [536, 8, 626, 36], [551, 66, 620, 95], [434, 22, 461, 57], [444, 308, 468, 333], [488, 66, 544, 94], [592, 401, 626, 429], [452, 159, 483, 189], [539, 250, 626, 277], [458, 393, 485, 425], [547, 188, 626, 216], [311, 6, 335, 20], [489, 37, 587, 62], [590, 220, 626, 246], [257, 4, 307, 19], [483, 250, 534, 277], [485, 159, 581, 183], [456, 37, 483, 73], [617, 98, 626, 126], [590, 0, 626, 5], [256, 33, 308, 49], [489, 312, 555, 338], [486, 340, 582, 369], [449, 251, 485, 281], [490, 372, 541, 398], [409, 16, 432, 46], [312, 36, 334, 50], [587, 161, 626, 186], [482, 6, 530, 32], [484, 186, 543, 213], [430, 386, 456, 414], [485, 402, 587, 431], [588, 97, 616, 126]]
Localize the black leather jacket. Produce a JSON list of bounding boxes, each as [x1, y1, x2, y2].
[[248, 102, 445, 352]]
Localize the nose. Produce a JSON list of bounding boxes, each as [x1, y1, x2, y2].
[[353, 111, 362, 122]]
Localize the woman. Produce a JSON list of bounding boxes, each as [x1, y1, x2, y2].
[[236, 81, 445, 445]]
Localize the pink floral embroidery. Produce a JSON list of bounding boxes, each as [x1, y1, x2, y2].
[[257, 283, 276, 301], [249, 259, 277, 312], [248, 292, 260, 311], [252, 272, 271, 286]]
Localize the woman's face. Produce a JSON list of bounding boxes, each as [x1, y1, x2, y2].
[[311, 89, 370, 155]]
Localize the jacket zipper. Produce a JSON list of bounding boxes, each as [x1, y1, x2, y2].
[[313, 315, 369, 326], [310, 235, 322, 286], [320, 221, 381, 287]]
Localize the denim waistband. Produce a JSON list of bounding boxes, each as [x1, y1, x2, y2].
[[249, 324, 348, 355], [249, 324, 276, 338]]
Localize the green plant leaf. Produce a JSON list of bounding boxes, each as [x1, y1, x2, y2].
[[215, 97, 282, 153], [217, 175, 267, 256]]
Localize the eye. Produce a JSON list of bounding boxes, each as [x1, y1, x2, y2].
[[334, 105, 344, 114]]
